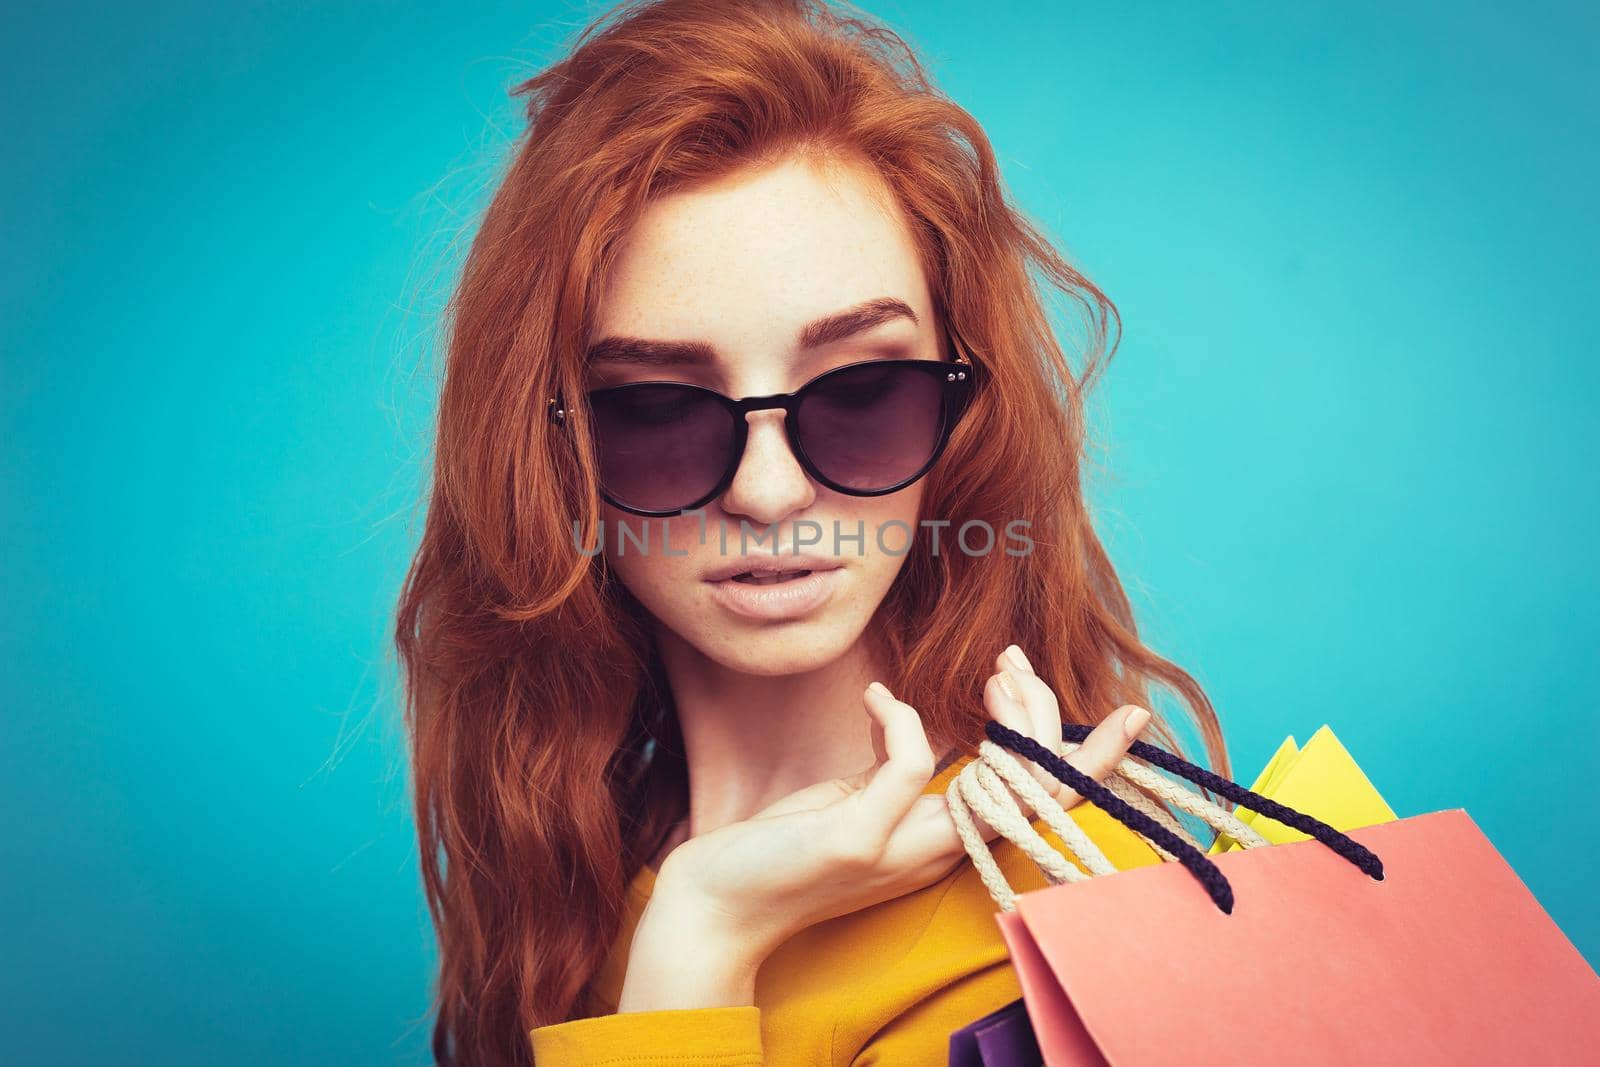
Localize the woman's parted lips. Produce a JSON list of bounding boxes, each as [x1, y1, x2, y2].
[[701, 553, 846, 583]]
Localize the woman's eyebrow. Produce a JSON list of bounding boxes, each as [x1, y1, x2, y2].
[[584, 296, 918, 367], [798, 296, 918, 349]]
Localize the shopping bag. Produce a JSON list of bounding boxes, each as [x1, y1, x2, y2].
[[946, 995, 1041, 1067], [945, 722, 1600, 1066]]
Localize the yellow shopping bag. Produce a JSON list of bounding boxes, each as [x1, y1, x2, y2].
[[1209, 725, 1396, 853]]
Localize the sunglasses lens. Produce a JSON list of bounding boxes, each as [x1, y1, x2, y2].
[[796, 362, 948, 491], [589, 384, 735, 513]]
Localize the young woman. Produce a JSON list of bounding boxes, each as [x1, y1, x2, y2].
[[393, 1, 1228, 1063]]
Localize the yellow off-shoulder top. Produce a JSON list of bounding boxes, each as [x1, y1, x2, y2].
[[528, 751, 1162, 1064]]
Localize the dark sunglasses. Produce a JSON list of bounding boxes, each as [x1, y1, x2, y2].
[[548, 332, 981, 517]]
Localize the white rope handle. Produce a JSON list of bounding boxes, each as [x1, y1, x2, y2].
[[946, 746, 1091, 912], [971, 757, 1089, 884], [977, 740, 1116, 877], [946, 764, 1024, 911], [947, 742, 1115, 912]]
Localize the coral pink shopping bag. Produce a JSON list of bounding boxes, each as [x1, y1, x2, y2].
[[998, 810, 1600, 1065]]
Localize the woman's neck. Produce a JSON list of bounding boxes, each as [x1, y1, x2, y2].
[[651, 627, 952, 850]]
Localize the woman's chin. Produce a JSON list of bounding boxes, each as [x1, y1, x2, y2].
[[694, 621, 859, 677]]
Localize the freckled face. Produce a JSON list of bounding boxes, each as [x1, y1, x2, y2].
[[586, 153, 945, 676]]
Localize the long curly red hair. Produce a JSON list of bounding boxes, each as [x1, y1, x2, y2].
[[392, 0, 1229, 1062]]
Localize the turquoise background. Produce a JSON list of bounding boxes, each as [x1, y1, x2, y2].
[[4, 2, 1595, 1062]]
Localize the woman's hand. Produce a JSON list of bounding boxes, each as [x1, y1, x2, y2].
[[615, 643, 1153, 1012]]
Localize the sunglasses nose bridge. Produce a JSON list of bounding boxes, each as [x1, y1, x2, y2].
[[732, 398, 803, 467], [727, 392, 804, 465], [729, 392, 796, 416]]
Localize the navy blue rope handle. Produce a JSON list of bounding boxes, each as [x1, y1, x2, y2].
[[1054, 722, 1385, 882], [984, 722, 1237, 914]]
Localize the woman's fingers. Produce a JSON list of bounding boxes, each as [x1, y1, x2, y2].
[[998, 645, 1064, 759], [750, 775, 858, 819], [985, 645, 1068, 804], [1052, 704, 1151, 809], [855, 683, 937, 844], [990, 645, 1152, 812], [868, 701, 889, 765]]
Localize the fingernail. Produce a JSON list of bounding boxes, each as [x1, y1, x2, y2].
[[996, 672, 1022, 703], [1122, 706, 1151, 738], [868, 681, 891, 697], [1005, 645, 1032, 673]]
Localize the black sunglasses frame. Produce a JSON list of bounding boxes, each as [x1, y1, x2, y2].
[[548, 331, 982, 517]]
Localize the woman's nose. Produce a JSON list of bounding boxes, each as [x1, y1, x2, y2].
[[718, 410, 816, 526]]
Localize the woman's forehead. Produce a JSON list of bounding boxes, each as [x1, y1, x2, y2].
[[591, 155, 932, 358]]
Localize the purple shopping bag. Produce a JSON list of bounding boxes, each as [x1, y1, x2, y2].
[[948, 996, 1043, 1067]]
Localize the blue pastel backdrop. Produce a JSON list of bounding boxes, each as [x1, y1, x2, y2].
[[4, 2, 1595, 1062]]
